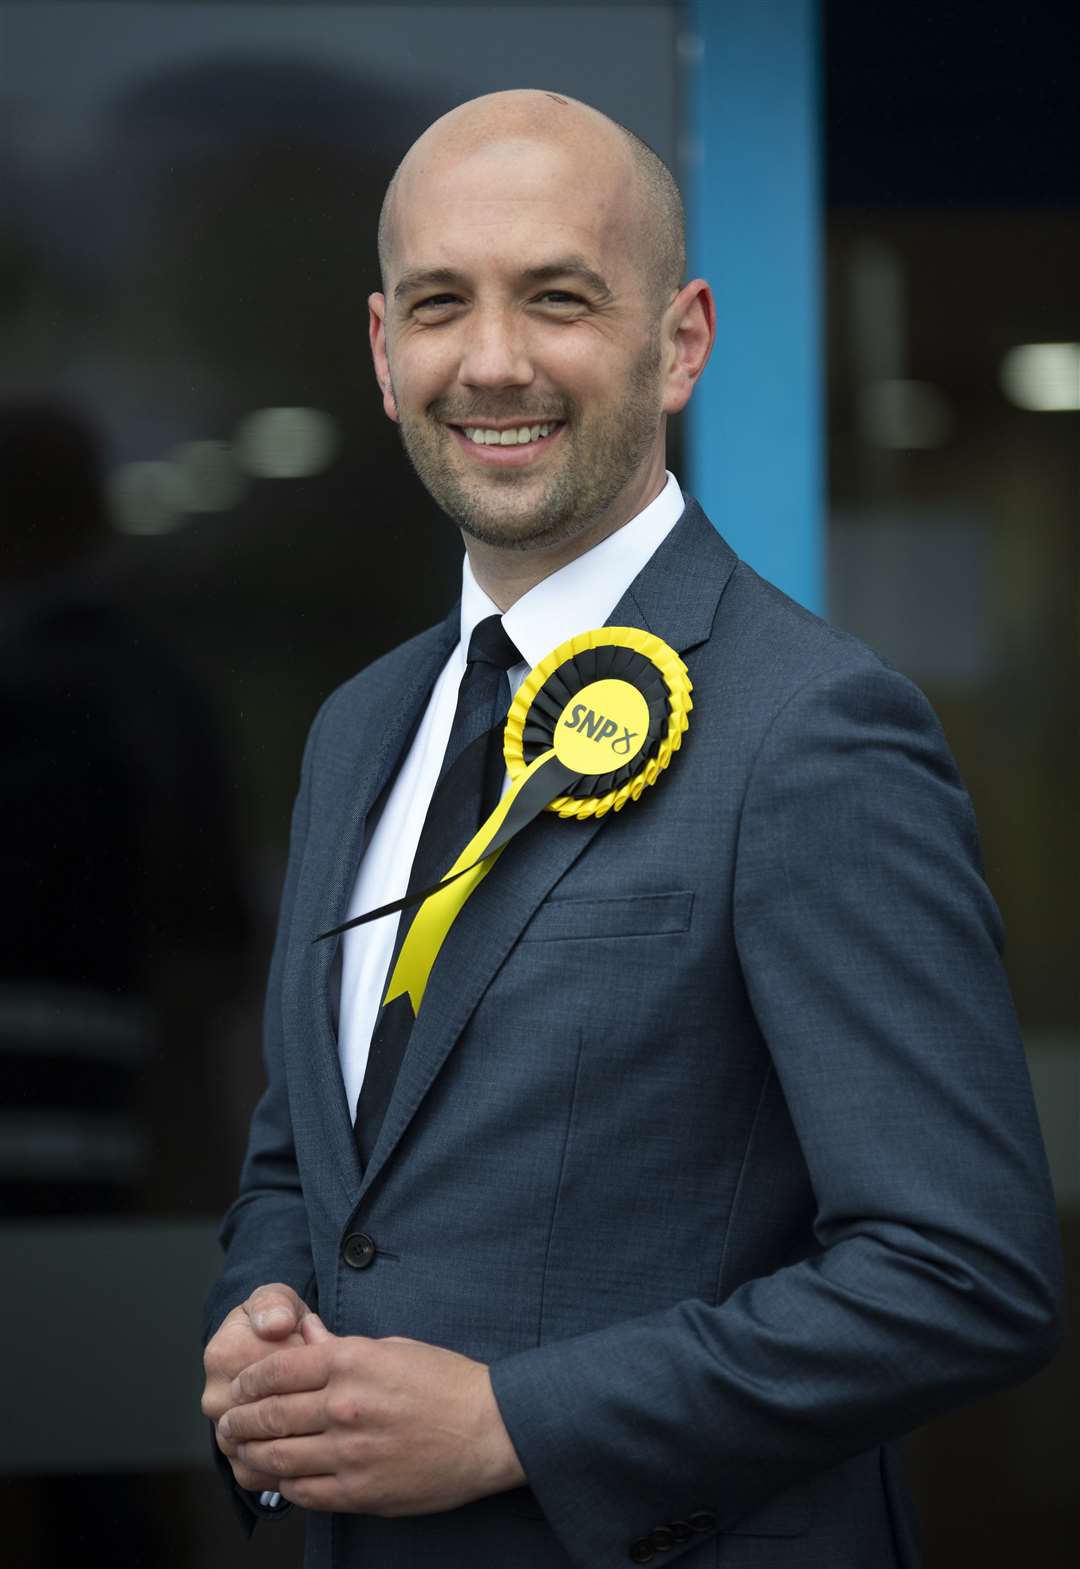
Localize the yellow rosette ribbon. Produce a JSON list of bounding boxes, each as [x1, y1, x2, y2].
[[315, 627, 692, 1013]]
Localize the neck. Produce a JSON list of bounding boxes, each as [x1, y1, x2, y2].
[[464, 457, 668, 612]]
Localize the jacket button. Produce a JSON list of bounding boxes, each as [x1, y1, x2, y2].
[[628, 1539, 656, 1564], [342, 1232, 376, 1269], [651, 1526, 676, 1552], [688, 1510, 718, 1534], [670, 1520, 693, 1543]]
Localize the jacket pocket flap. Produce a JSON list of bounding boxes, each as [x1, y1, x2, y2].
[[521, 891, 693, 944]]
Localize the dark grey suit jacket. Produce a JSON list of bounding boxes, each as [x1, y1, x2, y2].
[[206, 500, 1063, 1568]]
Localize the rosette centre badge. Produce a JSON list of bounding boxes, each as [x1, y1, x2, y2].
[[553, 681, 651, 773]]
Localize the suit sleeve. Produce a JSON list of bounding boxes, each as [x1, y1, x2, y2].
[[203, 696, 335, 1340], [488, 660, 1064, 1569], [201, 697, 334, 1530]]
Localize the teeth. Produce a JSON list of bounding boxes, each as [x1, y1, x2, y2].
[[463, 423, 557, 445]]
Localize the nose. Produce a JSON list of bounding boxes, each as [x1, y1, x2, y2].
[[457, 305, 534, 391]]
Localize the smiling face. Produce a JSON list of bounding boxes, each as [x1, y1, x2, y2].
[[369, 117, 690, 556]]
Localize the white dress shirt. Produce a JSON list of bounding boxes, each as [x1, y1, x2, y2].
[[337, 472, 686, 1114]]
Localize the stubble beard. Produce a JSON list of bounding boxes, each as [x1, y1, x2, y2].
[[393, 333, 664, 553]]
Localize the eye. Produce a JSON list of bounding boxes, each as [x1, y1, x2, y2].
[[413, 294, 461, 312], [537, 290, 585, 306]]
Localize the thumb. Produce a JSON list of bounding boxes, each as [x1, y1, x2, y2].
[[246, 1283, 305, 1339], [301, 1312, 333, 1345]]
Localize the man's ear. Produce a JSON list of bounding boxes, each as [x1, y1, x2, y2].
[[368, 293, 399, 422], [661, 279, 715, 416]]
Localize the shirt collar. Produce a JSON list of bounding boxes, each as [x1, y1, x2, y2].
[[458, 471, 685, 669]]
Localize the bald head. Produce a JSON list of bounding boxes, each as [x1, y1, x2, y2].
[[377, 90, 685, 307]]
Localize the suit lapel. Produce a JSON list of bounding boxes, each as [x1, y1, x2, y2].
[[617, 496, 737, 651], [356, 499, 738, 1196], [293, 609, 459, 1199], [318, 611, 460, 944]]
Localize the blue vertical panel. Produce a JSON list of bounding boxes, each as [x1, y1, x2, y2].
[[684, 0, 824, 612]]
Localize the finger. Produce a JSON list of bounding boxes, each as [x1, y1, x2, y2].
[[232, 1344, 332, 1404], [246, 1283, 307, 1339], [230, 1457, 280, 1492], [202, 1305, 258, 1386], [279, 1475, 343, 1512], [234, 1434, 337, 1480], [204, 1329, 306, 1419], [218, 1391, 326, 1445], [202, 1382, 231, 1423], [218, 1424, 281, 1496], [301, 1313, 333, 1345]]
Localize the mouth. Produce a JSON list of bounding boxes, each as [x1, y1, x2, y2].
[[445, 420, 566, 466]]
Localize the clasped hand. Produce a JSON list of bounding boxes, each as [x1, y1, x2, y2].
[[202, 1284, 525, 1515]]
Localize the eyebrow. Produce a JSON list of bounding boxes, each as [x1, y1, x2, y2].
[[393, 256, 615, 305], [393, 267, 460, 303]]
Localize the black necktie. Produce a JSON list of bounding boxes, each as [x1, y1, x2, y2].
[[354, 614, 523, 1167]]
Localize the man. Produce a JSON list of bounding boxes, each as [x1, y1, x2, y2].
[[202, 91, 1062, 1569]]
